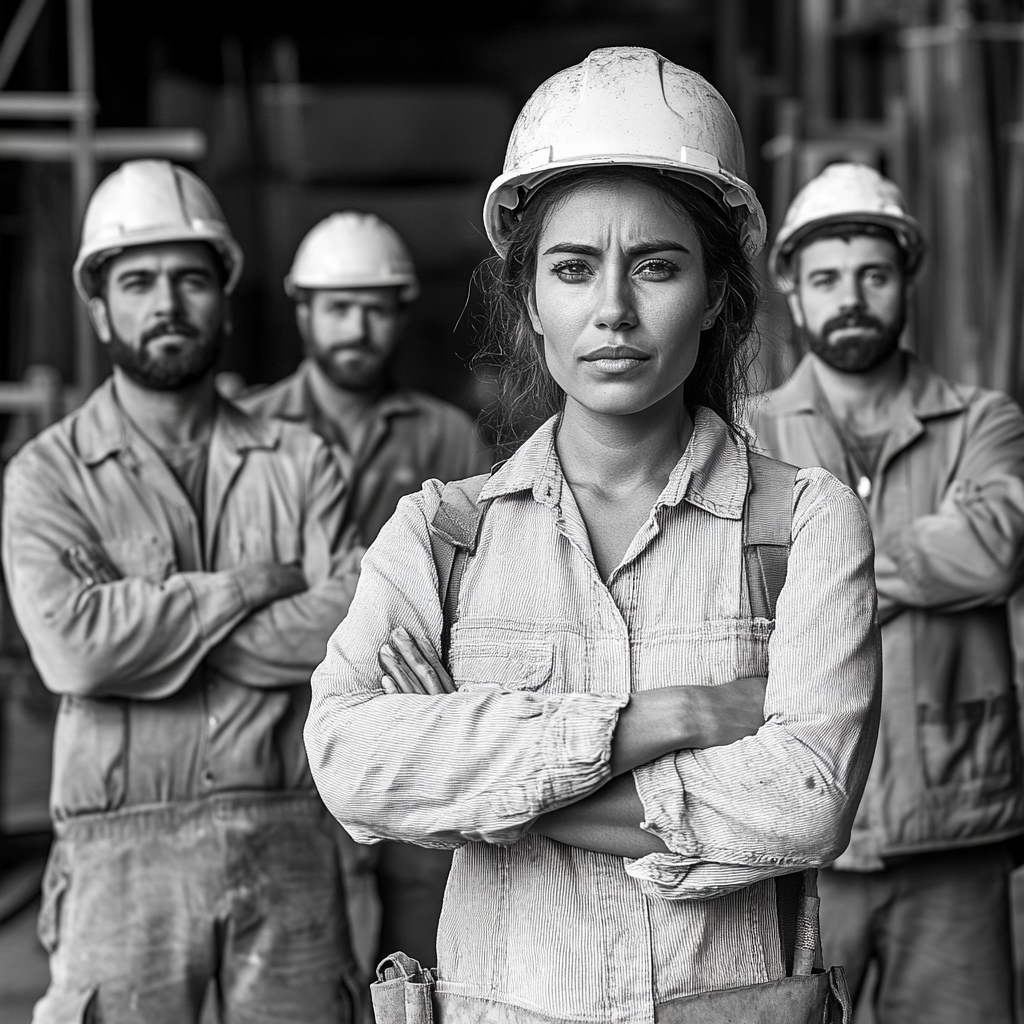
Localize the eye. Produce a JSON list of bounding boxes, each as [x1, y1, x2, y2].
[[864, 269, 891, 287], [809, 273, 836, 289], [634, 258, 679, 281], [549, 259, 593, 283]]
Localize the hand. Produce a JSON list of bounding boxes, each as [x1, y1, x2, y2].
[[233, 562, 307, 610], [378, 628, 455, 695], [63, 544, 122, 585]]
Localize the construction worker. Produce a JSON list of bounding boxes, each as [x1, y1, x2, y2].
[[750, 162, 1024, 1024], [240, 211, 488, 973], [3, 160, 362, 1023], [306, 48, 879, 1024]]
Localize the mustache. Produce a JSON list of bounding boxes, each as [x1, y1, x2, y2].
[[141, 319, 201, 345], [821, 311, 886, 337]]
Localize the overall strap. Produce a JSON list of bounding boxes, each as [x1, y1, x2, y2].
[[427, 475, 488, 669], [743, 452, 820, 976], [744, 450, 798, 618]]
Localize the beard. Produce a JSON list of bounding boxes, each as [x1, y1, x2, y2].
[[311, 343, 387, 393], [107, 317, 223, 391], [803, 304, 906, 374]]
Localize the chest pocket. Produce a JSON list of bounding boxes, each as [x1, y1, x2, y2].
[[450, 631, 553, 692], [697, 618, 772, 684], [102, 535, 176, 581]]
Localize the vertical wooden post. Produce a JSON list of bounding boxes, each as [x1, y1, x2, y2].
[[66, 0, 96, 396]]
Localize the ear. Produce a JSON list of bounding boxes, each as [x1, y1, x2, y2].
[[294, 302, 311, 343], [703, 274, 727, 324], [786, 291, 806, 329], [526, 288, 543, 336], [88, 297, 112, 344]]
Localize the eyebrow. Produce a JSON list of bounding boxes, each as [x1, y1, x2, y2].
[[807, 261, 897, 275], [542, 239, 692, 257], [115, 265, 215, 282]]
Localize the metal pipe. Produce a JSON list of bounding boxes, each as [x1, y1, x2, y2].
[[0, 0, 50, 91]]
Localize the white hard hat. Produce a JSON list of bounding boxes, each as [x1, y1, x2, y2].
[[483, 47, 766, 259], [769, 163, 926, 292], [73, 159, 243, 302], [284, 212, 419, 303]]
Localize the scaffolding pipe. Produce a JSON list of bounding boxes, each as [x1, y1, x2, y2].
[[66, 0, 96, 394]]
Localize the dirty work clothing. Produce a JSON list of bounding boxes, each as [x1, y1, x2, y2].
[[306, 409, 881, 1023], [818, 844, 1014, 1024], [32, 794, 357, 1024], [750, 354, 1024, 869], [240, 357, 490, 545], [2, 378, 362, 1021], [241, 355, 486, 975], [1, 378, 362, 822]]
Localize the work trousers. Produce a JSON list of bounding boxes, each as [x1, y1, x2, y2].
[[819, 843, 1014, 1024], [32, 794, 358, 1024]]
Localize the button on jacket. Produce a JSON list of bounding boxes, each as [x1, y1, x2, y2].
[[750, 354, 1024, 869], [2, 378, 361, 824], [306, 409, 881, 1023], [240, 357, 490, 543]]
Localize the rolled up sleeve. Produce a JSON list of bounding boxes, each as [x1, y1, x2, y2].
[[304, 484, 627, 849], [630, 469, 882, 899]]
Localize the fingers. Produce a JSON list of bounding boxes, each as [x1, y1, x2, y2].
[[377, 628, 455, 695]]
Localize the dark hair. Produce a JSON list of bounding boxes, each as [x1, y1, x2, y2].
[[793, 221, 907, 274], [475, 166, 761, 454]]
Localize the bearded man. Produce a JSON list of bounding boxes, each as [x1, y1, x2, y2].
[[750, 163, 1024, 1024], [2, 160, 363, 1023]]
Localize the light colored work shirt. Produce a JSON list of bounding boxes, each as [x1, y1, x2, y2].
[[2, 379, 362, 824], [306, 409, 881, 1023]]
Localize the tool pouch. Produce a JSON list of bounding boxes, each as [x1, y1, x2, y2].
[[371, 952, 437, 1024]]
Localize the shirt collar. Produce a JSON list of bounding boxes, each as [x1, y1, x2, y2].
[[75, 377, 280, 466], [299, 358, 421, 422], [479, 407, 749, 521], [763, 352, 967, 421]]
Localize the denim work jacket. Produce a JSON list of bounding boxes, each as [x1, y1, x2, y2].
[[751, 354, 1024, 868], [2, 379, 361, 825], [240, 357, 490, 544], [306, 409, 881, 1023]]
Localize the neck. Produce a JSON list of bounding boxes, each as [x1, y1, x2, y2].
[[810, 349, 906, 427], [556, 389, 693, 494], [112, 367, 217, 447]]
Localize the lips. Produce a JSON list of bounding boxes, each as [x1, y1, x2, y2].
[[581, 345, 650, 362]]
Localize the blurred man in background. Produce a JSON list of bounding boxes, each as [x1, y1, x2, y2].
[[241, 210, 488, 974], [751, 162, 1024, 1024], [3, 159, 362, 1023]]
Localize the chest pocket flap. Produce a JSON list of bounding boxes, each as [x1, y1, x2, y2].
[[452, 637, 554, 692]]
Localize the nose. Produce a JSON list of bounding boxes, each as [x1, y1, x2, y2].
[[151, 272, 182, 318], [836, 273, 865, 314], [594, 269, 638, 332], [339, 305, 369, 343]]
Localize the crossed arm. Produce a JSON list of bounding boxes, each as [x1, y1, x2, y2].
[[378, 627, 767, 858]]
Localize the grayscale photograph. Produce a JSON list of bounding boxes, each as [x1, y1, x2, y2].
[[0, 2, 1022, 1023]]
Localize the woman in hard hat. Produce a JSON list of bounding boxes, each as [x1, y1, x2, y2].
[[306, 47, 880, 1023]]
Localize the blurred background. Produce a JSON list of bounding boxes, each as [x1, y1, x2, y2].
[[3, 0, 1024, 1018]]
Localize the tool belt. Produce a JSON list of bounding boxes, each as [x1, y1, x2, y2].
[[370, 871, 850, 1022]]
